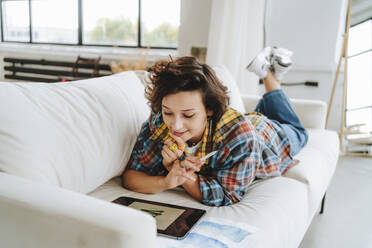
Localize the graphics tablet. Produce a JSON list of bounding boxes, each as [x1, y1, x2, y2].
[[112, 196, 206, 239]]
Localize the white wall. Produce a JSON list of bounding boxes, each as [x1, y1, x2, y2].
[[178, 0, 212, 56], [264, 0, 348, 131], [266, 0, 346, 70]]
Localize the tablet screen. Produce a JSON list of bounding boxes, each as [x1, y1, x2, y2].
[[112, 196, 206, 239]]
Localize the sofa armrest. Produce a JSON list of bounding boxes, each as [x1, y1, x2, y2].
[[241, 94, 327, 129], [0, 173, 158, 248]]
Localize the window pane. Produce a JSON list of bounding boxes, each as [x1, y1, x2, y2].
[[2, 0, 30, 42], [82, 0, 138, 46], [31, 0, 78, 44], [347, 51, 372, 110], [348, 20, 372, 57], [141, 0, 180, 48]]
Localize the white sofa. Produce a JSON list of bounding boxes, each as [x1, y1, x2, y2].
[[0, 69, 339, 248]]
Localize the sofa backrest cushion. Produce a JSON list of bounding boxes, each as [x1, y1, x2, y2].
[[212, 65, 246, 113], [0, 71, 150, 193]]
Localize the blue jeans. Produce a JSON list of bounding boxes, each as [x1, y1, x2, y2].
[[254, 89, 308, 156]]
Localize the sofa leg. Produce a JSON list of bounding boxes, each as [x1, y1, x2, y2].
[[319, 193, 326, 214]]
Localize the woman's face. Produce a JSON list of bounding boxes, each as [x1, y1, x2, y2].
[[162, 90, 212, 145]]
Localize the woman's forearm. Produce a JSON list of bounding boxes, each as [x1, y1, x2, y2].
[[123, 169, 203, 202], [182, 173, 203, 202], [122, 170, 168, 194]]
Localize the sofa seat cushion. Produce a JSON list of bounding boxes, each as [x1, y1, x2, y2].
[[283, 129, 339, 217], [0, 72, 150, 194], [89, 176, 308, 248]]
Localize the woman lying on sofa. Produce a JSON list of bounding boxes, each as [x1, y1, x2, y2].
[[122, 47, 308, 206]]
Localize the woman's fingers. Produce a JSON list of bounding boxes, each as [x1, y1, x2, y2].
[[174, 164, 196, 182], [185, 156, 204, 167], [179, 159, 203, 172], [184, 172, 196, 181], [169, 133, 190, 151], [164, 139, 184, 157], [161, 149, 173, 170], [163, 145, 177, 159], [166, 161, 195, 185], [164, 139, 174, 147], [161, 149, 173, 161]]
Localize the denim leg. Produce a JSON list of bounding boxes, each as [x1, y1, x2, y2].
[[254, 89, 308, 156]]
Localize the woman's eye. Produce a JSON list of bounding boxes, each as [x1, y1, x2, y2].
[[184, 114, 195, 119], [164, 112, 172, 116]]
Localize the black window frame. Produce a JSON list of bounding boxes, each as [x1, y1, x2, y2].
[[0, 0, 178, 50]]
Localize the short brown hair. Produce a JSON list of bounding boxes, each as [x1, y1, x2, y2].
[[146, 56, 229, 123]]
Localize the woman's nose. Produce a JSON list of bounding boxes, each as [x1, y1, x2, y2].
[[171, 117, 183, 130]]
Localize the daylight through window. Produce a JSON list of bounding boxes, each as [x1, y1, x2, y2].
[[347, 19, 372, 132], [0, 0, 180, 49]]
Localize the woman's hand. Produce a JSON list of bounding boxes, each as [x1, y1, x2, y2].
[[163, 156, 204, 189], [161, 132, 191, 171], [161, 138, 184, 171]]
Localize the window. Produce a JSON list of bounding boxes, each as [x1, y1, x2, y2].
[[2, 0, 30, 42], [347, 19, 372, 132], [0, 0, 180, 49], [82, 0, 138, 46], [32, 0, 78, 44], [141, 0, 179, 48]]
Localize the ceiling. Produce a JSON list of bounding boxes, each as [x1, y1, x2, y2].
[[350, 0, 372, 25]]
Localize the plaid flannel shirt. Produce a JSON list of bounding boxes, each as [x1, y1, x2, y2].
[[126, 107, 297, 206]]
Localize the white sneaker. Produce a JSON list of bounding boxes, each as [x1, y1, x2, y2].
[[246, 47, 272, 78], [271, 47, 293, 81]]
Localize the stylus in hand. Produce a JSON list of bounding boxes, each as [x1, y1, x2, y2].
[[200, 150, 218, 162], [178, 151, 217, 169]]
